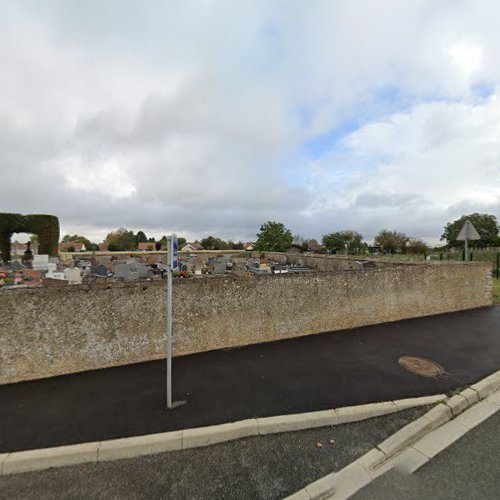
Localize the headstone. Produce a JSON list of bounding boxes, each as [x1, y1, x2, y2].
[[213, 261, 226, 274], [64, 268, 82, 284], [33, 255, 49, 270], [247, 258, 259, 269], [113, 263, 150, 281], [90, 264, 108, 277], [135, 263, 151, 278]]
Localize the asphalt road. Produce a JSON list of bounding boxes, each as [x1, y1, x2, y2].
[[352, 410, 500, 500], [0, 408, 429, 500], [1, 306, 499, 452]]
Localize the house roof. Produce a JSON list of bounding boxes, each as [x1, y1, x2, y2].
[[307, 240, 325, 251], [59, 242, 85, 251], [137, 242, 157, 250], [182, 242, 203, 251]]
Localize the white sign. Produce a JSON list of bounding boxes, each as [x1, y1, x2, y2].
[[457, 220, 480, 241]]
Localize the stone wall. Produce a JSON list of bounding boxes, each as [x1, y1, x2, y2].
[[0, 261, 493, 384]]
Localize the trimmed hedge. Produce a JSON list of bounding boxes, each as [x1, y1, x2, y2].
[[0, 213, 60, 262]]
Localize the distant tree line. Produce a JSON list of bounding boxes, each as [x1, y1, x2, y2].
[[59, 212, 499, 254], [253, 213, 500, 254]]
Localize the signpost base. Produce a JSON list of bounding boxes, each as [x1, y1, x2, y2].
[[166, 400, 187, 410]]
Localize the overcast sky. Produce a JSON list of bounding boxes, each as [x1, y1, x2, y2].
[[2, 0, 500, 244]]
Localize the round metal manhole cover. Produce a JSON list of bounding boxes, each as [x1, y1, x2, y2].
[[398, 356, 445, 378]]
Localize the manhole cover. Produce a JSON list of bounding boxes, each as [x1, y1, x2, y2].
[[398, 356, 445, 378]]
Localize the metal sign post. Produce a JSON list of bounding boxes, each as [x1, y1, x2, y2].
[[457, 220, 480, 261], [166, 234, 178, 409]]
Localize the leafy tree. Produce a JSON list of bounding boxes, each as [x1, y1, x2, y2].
[[135, 231, 148, 244], [374, 229, 410, 253], [255, 221, 293, 252], [200, 235, 229, 250], [322, 230, 365, 254], [232, 241, 244, 250], [61, 234, 92, 250], [441, 213, 499, 248], [177, 237, 187, 247], [104, 228, 136, 251], [406, 238, 429, 254]]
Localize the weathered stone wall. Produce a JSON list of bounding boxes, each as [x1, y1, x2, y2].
[[0, 261, 492, 384]]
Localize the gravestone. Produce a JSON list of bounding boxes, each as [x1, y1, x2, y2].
[[247, 258, 259, 269], [64, 268, 82, 284], [113, 263, 150, 281], [135, 263, 151, 278], [33, 255, 49, 271], [213, 261, 226, 274], [90, 264, 108, 277]]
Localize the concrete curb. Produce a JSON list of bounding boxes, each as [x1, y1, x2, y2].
[[0, 394, 445, 476], [286, 369, 500, 500]]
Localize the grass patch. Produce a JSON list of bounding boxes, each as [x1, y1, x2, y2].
[[494, 279, 500, 304]]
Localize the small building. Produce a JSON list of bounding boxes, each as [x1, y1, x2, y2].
[[11, 241, 39, 257], [306, 240, 326, 253], [243, 242, 255, 251], [59, 242, 86, 252], [98, 242, 108, 251], [287, 243, 304, 254], [181, 242, 203, 252]]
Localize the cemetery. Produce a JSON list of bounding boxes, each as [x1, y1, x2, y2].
[[0, 212, 494, 387], [0, 249, 320, 289], [0, 253, 492, 385]]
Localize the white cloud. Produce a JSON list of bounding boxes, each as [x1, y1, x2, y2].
[[0, 0, 499, 244]]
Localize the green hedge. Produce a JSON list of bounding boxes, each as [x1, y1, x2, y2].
[[0, 213, 60, 262]]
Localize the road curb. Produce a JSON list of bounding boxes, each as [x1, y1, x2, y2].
[[286, 369, 500, 500], [0, 394, 444, 476]]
